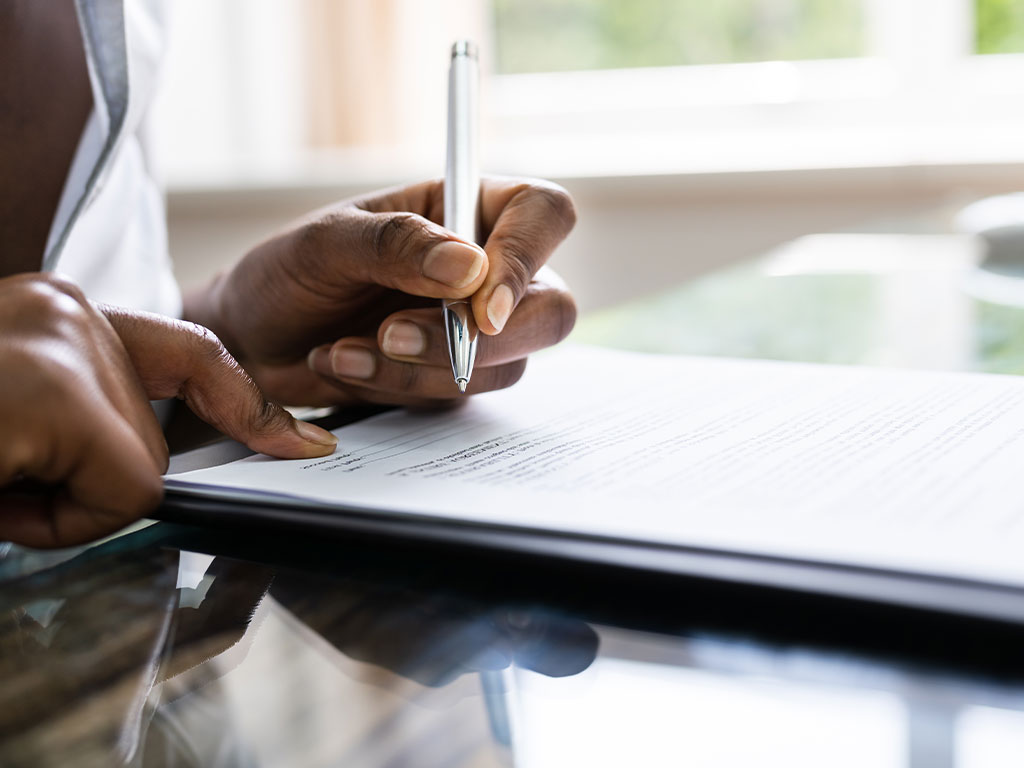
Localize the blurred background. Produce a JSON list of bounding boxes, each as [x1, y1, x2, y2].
[[157, 0, 1024, 312]]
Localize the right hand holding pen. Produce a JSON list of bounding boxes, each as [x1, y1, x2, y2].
[[0, 273, 337, 548], [190, 177, 578, 408]]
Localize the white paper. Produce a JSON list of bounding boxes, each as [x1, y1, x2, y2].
[[165, 346, 1024, 587]]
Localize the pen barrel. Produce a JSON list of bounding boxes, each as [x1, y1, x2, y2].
[[443, 41, 480, 391], [445, 42, 480, 243]]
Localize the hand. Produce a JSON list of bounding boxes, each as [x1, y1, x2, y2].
[[271, 571, 599, 687], [189, 177, 577, 407], [0, 274, 337, 548]]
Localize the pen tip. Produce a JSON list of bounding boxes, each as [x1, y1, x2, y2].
[[457, 378, 468, 393]]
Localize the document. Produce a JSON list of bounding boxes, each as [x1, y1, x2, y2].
[[165, 346, 1024, 588]]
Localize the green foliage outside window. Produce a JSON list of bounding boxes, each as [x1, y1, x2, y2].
[[493, 0, 864, 74], [976, 0, 1024, 53]]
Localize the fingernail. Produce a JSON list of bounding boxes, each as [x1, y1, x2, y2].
[[381, 320, 425, 357], [423, 240, 485, 288], [307, 345, 329, 373], [295, 420, 338, 448], [331, 346, 376, 379], [487, 284, 515, 333]]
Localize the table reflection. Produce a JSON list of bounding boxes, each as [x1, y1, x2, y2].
[[4, 523, 1024, 768], [0, 527, 598, 767]]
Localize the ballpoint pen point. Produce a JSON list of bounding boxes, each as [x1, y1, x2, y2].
[[457, 378, 469, 393]]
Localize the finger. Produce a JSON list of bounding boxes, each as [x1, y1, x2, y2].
[[508, 616, 600, 678], [376, 276, 577, 368], [80, 300, 170, 472], [308, 339, 528, 399], [298, 205, 488, 299], [472, 179, 577, 335], [0, 412, 163, 548], [249, 357, 469, 410], [244, 358, 368, 409], [102, 308, 338, 459], [311, 380, 468, 411]]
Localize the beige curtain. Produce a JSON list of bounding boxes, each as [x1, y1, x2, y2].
[[303, 0, 490, 150]]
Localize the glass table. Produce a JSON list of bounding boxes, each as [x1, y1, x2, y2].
[[4, 233, 1024, 767]]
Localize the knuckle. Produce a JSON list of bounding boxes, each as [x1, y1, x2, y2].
[[372, 213, 409, 255], [505, 253, 534, 295], [248, 398, 288, 437], [503, 247, 536, 296], [184, 322, 231, 365], [550, 287, 578, 343], [292, 217, 330, 260], [180, 321, 287, 435], [4, 344, 97, 406], [10, 277, 90, 327], [37, 272, 87, 301], [530, 182, 577, 232], [0, 438, 34, 484], [371, 213, 434, 266], [397, 361, 422, 394], [488, 233, 536, 293], [294, 210, 354, 260]]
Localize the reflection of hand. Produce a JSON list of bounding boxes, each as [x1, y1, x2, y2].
[[0, 274, 336, 547], [271, 573, 599, 687], [187, 177, 578, 407]]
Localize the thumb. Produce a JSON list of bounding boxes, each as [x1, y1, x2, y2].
[[305, 206, 488, 298], [102, 307, 338, 459]]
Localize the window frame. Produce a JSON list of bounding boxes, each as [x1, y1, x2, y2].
[[483, 0, 1024, 178]]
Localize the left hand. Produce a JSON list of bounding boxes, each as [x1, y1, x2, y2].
[[187, 177, 577, 407]]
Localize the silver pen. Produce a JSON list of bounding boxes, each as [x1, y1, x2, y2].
[[443, 40, 480, 394]]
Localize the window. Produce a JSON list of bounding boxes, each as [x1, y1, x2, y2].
[[494, 0, 1024, 69], [486, 0, 1024, 178], [976, 0, 1024, 53], [494, 0, 864, 73], [159, 0, 1024, 188]]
